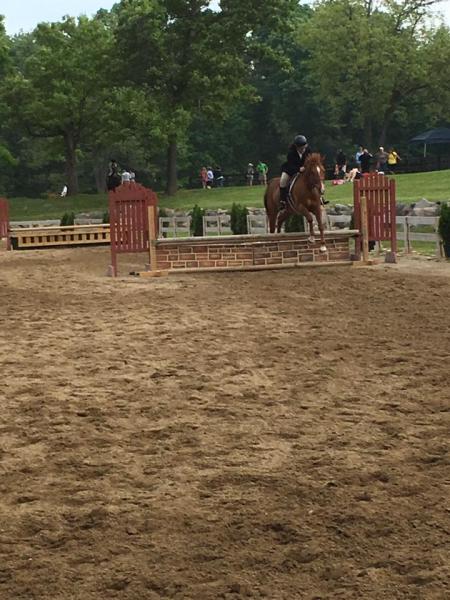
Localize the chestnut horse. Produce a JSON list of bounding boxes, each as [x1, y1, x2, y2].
[[264, 153, 327, 252]]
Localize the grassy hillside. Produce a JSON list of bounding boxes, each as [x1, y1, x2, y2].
[[7, 169, 450, 221]]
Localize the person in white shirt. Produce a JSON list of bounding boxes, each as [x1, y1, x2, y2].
[[206, 167, 214, 189], [60, 185, 68, 197], [121, 170, 131, 184]]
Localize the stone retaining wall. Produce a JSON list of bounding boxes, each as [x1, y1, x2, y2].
[[156, 231, 358, 272]]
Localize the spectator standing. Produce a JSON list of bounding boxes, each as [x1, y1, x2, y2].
[[106, 159, 121, 191], [200, 166, 208, 189], [206, 166, 214, 189], [387, 148, 401, 173], [246, 163, 255, 186], [129, 169, 136, 182], [335, 149, 347, 177], [375, 146, 389, 172], [359, 149, 373, 174], [256, 160, 268, 185], [60, 184, 68, 197], [355, 145, 364, 167], [121, 169, 131, 184]]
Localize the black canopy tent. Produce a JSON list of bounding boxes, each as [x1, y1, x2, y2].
[[409, 127, 450, 157]]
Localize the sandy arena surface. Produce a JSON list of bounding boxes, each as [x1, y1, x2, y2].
[[0, 247, 449, 600]]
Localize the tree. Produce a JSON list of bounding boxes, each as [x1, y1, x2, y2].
[[302, 0, 444, 147], [115, 0, 272, 195], [3, 16, 113, 195], [0, 16, 16, 188]]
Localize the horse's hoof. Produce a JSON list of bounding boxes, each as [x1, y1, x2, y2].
[[308, 236, 315, 244], [320, 245, 327, 253]]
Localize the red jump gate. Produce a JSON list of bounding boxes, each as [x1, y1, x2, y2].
[[109, 183, 158, 276], [353, 174, 397, 261]]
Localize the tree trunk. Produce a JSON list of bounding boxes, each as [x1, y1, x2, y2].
[[363, 119, 373, 150], [379, 95, 398, 146], [64, 132, 79, 195], [166, 136, 178, 196], [94, 160, 107, 193]]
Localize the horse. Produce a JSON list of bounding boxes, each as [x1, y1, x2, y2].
[[264, 153, 327, 253]]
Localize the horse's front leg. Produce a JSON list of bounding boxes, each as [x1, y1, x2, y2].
[[312, 202, 327, 253], [307, 215, 315, 244]]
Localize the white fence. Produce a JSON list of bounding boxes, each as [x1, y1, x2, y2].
[[202, 214, 232, 235], [158, 212, 443, 256], [396, 216, 442, 256], [159, 216, 191, 237], [247, 213, 267, 234]]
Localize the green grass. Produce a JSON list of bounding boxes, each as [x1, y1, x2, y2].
[[9, 193, 109, 221], [7, 169, 450, 221]]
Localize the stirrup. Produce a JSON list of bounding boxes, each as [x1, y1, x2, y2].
[[321, 196, 329, 205]]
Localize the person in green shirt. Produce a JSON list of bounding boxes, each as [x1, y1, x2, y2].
[[256, 160, 268, 185]]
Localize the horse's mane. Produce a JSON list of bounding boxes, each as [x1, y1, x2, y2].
[[302, 153, 324, 188]]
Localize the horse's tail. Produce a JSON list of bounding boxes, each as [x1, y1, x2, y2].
[[263, 185, 269, 211], [264, 178, 280, 233]]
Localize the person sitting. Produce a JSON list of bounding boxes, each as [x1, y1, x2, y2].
[[344, 166, 361, 183], [279, 134, 311, 210]]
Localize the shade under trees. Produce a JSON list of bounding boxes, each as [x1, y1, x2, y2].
[[0, 0, 449, 196]]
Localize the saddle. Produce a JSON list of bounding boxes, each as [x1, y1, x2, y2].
[[280, 173, 328, 210]]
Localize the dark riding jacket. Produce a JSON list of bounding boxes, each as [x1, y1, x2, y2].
[[281, 144, 312, 176]]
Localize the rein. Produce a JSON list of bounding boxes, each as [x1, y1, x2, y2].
[[287, 161, 323, 215]]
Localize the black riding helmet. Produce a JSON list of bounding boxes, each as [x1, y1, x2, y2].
[[294, 134, 307, 147]]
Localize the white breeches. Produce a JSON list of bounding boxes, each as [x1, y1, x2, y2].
[[280, 172, 290, 188]]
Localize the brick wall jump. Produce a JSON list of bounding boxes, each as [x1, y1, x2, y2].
[[156, 231, 358, 272]]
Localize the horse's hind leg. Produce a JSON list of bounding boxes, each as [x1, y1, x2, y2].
[[276, 209, 289, 233], [305, 212, 315, 244], [269, 212, 277, 234], [291, 204, 314, 242]]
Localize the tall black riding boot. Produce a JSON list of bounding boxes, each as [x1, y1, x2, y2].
[[279, 186, 288, 210]]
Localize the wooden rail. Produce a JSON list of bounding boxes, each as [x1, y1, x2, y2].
[[10, 224, 110, 249]]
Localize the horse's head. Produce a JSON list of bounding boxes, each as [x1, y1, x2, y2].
[[304, 153, 325, 187]]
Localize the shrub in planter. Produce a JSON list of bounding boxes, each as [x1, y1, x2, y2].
[[284, 214, 305, 233], [190, 204, 204, 236], [60, 212, 75, 226], [438, 202, 450, 258], [102, 211, 110, 224], [230, 203, 248, 234]]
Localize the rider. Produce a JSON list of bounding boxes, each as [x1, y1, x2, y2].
[[279, 134, 311, 210]]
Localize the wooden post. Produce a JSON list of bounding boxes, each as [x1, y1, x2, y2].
[[406, 216, 411, 253], [360, 194, 369, 263], [138, 205, 167, 277], [147, 205, 158, 271]]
